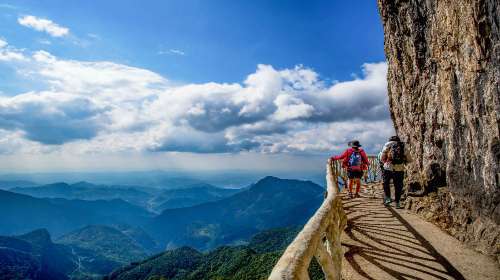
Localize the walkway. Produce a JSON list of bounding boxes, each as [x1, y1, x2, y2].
[[341, 184, 499, 280]]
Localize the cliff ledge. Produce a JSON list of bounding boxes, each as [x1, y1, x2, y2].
[[377, 0, 499, 259]]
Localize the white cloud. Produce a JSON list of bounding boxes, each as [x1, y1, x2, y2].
[[158, 49, 186, 56], [18, 15, 69, 37], [0, 48, 392, 157], [0, 38, 27, 61], [0, 50, 26, 61]]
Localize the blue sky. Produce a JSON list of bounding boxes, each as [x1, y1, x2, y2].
[[0, 1, 392, 172]]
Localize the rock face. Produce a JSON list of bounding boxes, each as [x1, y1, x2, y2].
[[377, 0, 499, 257]]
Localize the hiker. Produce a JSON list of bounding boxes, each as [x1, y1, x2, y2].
[[380, 135, 411, 208], [377, 140, 394, 179], [331, 140, 369, 198]]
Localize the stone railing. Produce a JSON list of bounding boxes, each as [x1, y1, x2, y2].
[[268, 159, 347, 280], [268, 156, 380, 279]]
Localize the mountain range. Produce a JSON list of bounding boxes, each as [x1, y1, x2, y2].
[[0, 225, 163, 280], [0, 189, 153, 237], [146, 176, 324, 250], [149, 183, 240, 212], [10, 182, 157, 210], [9, 181, 241, 213], [107, 226, 325, 280], [0, 176, 325, 279], [0, 180, 37, 190]]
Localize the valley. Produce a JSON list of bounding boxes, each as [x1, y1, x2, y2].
[[0, 175, 324, 279]]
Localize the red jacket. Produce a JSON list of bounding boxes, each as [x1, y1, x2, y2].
[[331, 148, 369, 170]]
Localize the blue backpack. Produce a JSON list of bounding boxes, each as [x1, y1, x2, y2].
[[348, 151, 362, 171]]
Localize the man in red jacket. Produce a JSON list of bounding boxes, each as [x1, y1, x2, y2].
[[331, 140, 369, 198]]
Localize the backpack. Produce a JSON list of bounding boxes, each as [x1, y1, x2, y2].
[[390, 142, 405, 164], [348, 150, 362, 171]]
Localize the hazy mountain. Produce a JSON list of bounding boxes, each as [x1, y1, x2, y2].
[[149, 183, 241, 212], [146, 176, 323, 250], [10, 182, 156, 209], [0, 170, 325, 189], [0, 189, 154, 237], [9, 181, 240, 213], [0, 172, 207, 189], [0, 180, 38, 190]]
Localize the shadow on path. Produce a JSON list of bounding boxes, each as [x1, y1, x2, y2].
[[341, 187, 466, 280]]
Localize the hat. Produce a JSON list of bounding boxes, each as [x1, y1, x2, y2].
[[350, 140, 362, 147], [389, 135, 401, 142]]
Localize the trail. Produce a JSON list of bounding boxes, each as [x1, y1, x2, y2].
[[340, 183, 499, 280]]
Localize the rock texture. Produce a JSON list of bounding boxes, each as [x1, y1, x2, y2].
[[377, 0, 499, 258]]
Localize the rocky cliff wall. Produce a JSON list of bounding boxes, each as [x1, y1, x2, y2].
[[377, 0, 499, 258]]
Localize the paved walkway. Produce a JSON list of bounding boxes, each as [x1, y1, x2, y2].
[[340, 184, 499, 280]]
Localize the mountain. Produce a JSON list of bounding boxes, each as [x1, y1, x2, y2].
[[57, 225, 149, 265], [108, 247, 203, 280], [108, 227, 323, 280], [0, 189, 153, 237], [0, 227, 150, 280], [0, 180, 37, 190], [146, 176, 323, 250], [0, 247, 40, 280], [0, 229, 75, 280], [10, 182, 156, 209], [247, 226, 301, 253], [9, 181, 240, 213], [108, 246, 277, 280], [112, 224, 162, 253], [149, 183, 241, 212]]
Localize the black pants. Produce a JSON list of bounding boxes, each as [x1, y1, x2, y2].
[[383, 170, 404, 203]]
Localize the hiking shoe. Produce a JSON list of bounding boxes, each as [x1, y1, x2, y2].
[[383, 198, 391, 206], [396, 202, 403, 209], [348, 192, 354, 199], [354, 193, 361, 198]]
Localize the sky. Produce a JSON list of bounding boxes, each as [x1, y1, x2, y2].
[[0, 1, 393, 172]]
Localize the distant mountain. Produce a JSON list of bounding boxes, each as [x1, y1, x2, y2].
[[0, 172, 205, 189], [9, 181, 241, 213], [149, 183, 241, 212], [10, 181, 156, 209], [0, 189, 154, 237], [146, 176, 323, 250], [108, 226, 322, 280], [0, 180, 37, 190], [57, 225, 149, 265]]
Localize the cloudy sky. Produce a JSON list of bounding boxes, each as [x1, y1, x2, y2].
[[0, 1, 393, 172]]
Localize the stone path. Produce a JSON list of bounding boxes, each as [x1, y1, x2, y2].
[[340, 184, 500, 280]]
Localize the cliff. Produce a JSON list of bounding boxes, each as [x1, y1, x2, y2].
[[377, 0, 499, 258]]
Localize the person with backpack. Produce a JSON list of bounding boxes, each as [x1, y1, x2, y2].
[[331, 140, 369, 198], [381, 135, 411, 208], [377, 140, 396, 178]]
